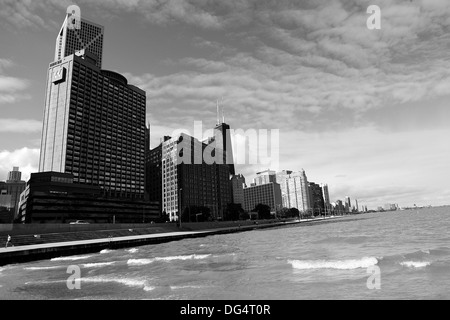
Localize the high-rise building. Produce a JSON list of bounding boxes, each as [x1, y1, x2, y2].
[[55, 14, 104, 68], [308, 182, 325, 215], [3, 167, 26, 220], [243, 182, 282, 214], [345, 196, 351, 213], [276, 170, 311, 212], [20, 11, 158, 223], [253, 169, 276, 186], [321, 183, 331, 214], [7, 167, 22, 182], [230, 174, 246, 208], [161, 133, 232, 222], [213, 122, 235, 176], [276, 170, 292, 208], [40, 29, 146, 199], [333, 200, 345, 215]]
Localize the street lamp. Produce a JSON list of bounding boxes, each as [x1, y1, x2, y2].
[[178, 187, 182, 228]]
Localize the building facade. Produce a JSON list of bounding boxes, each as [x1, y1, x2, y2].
[[230, 174, 246, 208], [55, 15, 104, 68], [308, 182, 325, 215], [253, 169, 276, 186], [39, 43, 146, 200], [161, 133, 232, 222], [17, 172, 159, 224], [243, 182, 282, 213]]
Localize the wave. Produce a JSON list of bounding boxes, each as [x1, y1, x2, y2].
[[81, 277, 146, 288], [24, 266, 63, 271], [51, 255, 93, 261], [82, 262, 116, 268], [154, 254, 211, 262], [128, 248, 138, 253], [288, 257, 378, 270], [26, 277, 147, 288], [100, 249, 112, 254], [170, 285, 205, 290], [127, 259, 154, 266], [143, 285, 156, 291], [400, 261, 431, 268]]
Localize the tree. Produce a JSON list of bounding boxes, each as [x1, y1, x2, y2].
[[155, 211, 170, 223], [225, 203, 244, 221], [278, 207, 290, 219], [182, 206, 211, 222], [239, 211, 250, 220], [253, 203, 271, 220], [287, 208, 300, 218]]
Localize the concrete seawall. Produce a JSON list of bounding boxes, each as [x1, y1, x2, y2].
[[0, 217, 343, 266]]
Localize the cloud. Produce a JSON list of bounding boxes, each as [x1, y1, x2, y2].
[[0, 119, 41, 133], [0, 147, 40, 181], [0, 58, 31, 104]]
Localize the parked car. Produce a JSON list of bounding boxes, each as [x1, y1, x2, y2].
[[70, 220, 90, 225]]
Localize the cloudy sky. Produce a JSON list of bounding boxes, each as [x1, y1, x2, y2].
[[1, 0, 449, 209]]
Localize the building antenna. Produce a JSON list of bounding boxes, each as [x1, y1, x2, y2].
[[222, 99, 225, 124], [216, 99, 220, 125]]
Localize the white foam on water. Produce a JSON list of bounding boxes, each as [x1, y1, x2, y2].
[[154, 254, 211, 262], [421, 249, 430, 254], [25, 277, 147, 288], [81, 276, 146, 288], [24, 266, 63, 271], [82, 262, 116, 268], [51, 255, 93, 261], [127, 259, 154, 266], [100, 249, 113, 254], [288, 257, 378, 270], [128, 248, 139, 253], [170, 285, 205, 290], [400, 261, 431, 268], [143, 285, 156, 291]]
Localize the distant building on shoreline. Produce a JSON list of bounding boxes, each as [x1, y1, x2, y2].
[[243, 182, 282, 214]]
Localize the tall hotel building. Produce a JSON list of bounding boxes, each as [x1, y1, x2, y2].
[[18, 12, 158, 223], [39, 16, 146, 199]]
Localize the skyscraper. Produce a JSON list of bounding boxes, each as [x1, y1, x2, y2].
[[253, 169, 276, 186], [161, 133, 232, 221], [321, 183, 330, 214], [54, 14, 104, 68], [4, 167, 26, 220], [230, 174, 246, 208], [276, 170, 292, 208], [39, 14, 146, 199], [7, 167, 22, 182], [345, 196, 351, 213], [308, 182, 325, 215], [214, 122, 235, 176], [19, 11, 159, 223]]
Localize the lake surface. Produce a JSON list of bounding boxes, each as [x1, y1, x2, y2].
[[1, 207, 449, 300]]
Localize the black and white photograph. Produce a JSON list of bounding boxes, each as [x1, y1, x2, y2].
[[0, 0, 449, 307]]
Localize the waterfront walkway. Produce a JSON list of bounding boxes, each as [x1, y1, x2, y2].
[[0, 216, 340, 265]]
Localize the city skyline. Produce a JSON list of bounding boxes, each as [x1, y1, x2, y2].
[[1, 1, 450, 209]]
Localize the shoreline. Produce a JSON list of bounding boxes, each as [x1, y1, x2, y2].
[[0, 216, 347, 266]]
